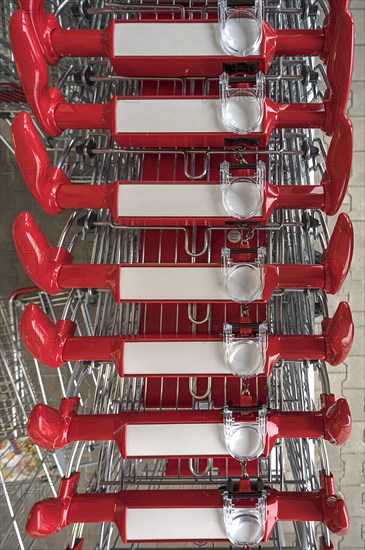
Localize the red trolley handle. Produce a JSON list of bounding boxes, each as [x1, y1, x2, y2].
[[12, 211, 353, 298], [323, 9, 354, 135], [18, 0, 349, 65], [27, 393, 351, 452], [19, 301, 353, 370], [12, 111, 353, 218], [26, 471, 349, 539]]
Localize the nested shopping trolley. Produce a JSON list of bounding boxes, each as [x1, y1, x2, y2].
[[3, 0, 356, 549]]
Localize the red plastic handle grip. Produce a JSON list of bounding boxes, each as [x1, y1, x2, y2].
[[10, 10, 66, 136], [13, 211, 73, 294], [320, 475, 349, 536], [322, 302, 354, 366], [17, 0, 60, 64], [20, 303, 77, 368], [324, 9, 354, 135], [12, 112, 70, 214], [269, 301, 353, 368], [12, 112, 117, 215], [20, 299, 353, 372], [20, 303, 120, 368], [322, 113, 353, 215], [26, 473, 83, 538], [12, 112, 351, 222], [13, 212, 118, 295], [321, 395, 352, 446], [13, 212, 352, 299], [28, 398, 80, 449], [323, 213, 353, 294], [326, 0, 350, 22], [19, 0, 108, 61]]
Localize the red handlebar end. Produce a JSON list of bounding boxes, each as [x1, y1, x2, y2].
[[322, 302, 354, 365], [26, 474, 80, 538], [17, 0, 62, 64], [26, 497, 67, 538], [10, 10, 66, 137], [323, 214, 353, 294], [20, 303, 76, 368], [321, 472, 350, 536], [12, 112, 70, 215], [324, 497, 350, 536], [323, 397, 352, 446], [13, 212, 73, 295], [28, 398, 80, 449], [325, 0, 351, 32], [324, 10, 354, 135], [322, 113, 353, 216]]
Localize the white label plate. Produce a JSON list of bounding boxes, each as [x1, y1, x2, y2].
[[116, 98, 225, 133], [119, 266, 226, 301], [123, 340, 227, 375], [126, 423, 227, 456], [127, 507, 226, 540], [114, 22, 223, 57], [118, 184, 226, 217]]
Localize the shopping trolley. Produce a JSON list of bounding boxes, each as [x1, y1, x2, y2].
[[5, 0, 356, 549], [14, 0, 350, 76]]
